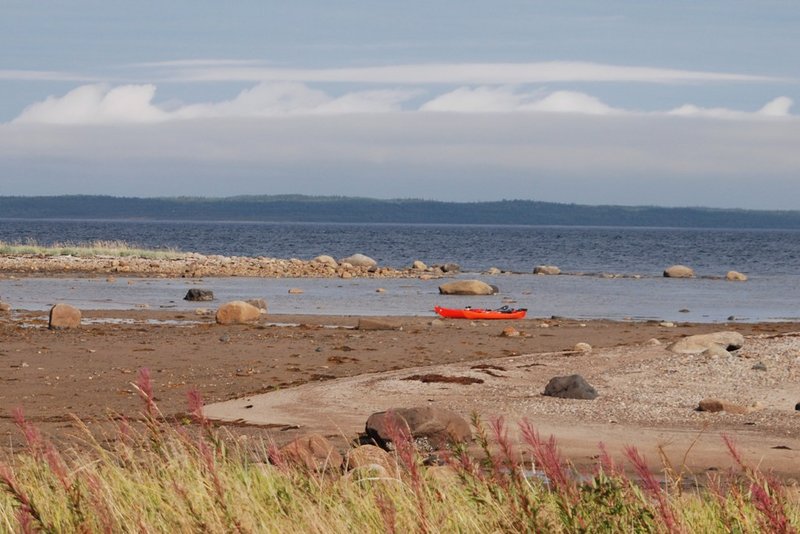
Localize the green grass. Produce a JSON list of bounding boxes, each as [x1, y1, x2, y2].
[[0, 240, 184, 260], [1, 371, 798, 533]]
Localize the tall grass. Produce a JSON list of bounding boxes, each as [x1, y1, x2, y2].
[[0, 239, 184, 259], [1, 370, 798, 533]]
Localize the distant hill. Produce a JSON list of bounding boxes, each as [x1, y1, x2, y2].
[[1, 195, 799, 229]]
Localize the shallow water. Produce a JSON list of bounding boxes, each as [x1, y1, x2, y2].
[[2, 273, 797, 323]]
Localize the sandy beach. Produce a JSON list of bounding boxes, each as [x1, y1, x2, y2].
[[2, 302, 799, 479]]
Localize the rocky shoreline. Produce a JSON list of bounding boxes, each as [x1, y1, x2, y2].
[[0, 252, 447, 279]]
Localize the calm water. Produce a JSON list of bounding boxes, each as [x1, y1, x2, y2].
[[1, 219, 798, 322]]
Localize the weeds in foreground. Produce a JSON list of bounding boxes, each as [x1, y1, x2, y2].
[[1, 370, 798, 533], [0, 239, 183, 259]]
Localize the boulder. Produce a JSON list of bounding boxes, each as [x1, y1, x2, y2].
[[357, 318, 402, 331], [0, 301, 10, 315], [215, 301, 261, 325], [697, 398, 758, 415], [365, 407, 472, 451], [573, 342, 592, 353], [486, 267, 501, 275], [438, 280, 496, 295], [313, 255, 338, 268], [702, 344, 732, 359], [346, 444, 398, 476], [543, 374, 598, 400], [341, 254, 377, 268], [411, 260, 428, 270], [726, 271, 748, 282], [663, 265, 694, 278], [533, 265, 561, 275], [184, 288, 214, 302], [667, 331, 744, 354], [280, 434, 343, 471], [48, 303, 81, 330], [244, 299, 268, 312]]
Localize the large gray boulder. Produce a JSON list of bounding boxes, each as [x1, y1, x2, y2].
[[215, 301, 261, 325], [543, 374, 598, 400], [667, 331, 744, 354], [49, 303, 81, 330], [663, 265, 695, 278], [365, 407, 472, 451], [341, 254, 377, 268], [438, 280, 497, 295]]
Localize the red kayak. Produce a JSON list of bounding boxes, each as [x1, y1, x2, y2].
[[434, 305, 527, 320]]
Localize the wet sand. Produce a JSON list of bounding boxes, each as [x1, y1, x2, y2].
[[2, 307, 798, 477]]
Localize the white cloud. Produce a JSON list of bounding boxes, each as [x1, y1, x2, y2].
[[14, 84, 167, 124], [421, 87, 616, 114], [163, 61, 776, 85], [13, 82, 418, 124], [668, 96, 794, 119], [0, 69, 97, 82], [9, 82, 795, 125]]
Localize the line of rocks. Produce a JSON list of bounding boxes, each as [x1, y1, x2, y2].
[[0, 253, 458, 280]]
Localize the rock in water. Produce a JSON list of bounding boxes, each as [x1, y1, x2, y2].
[[667, 331, 744, 354], [438, 280, 496, 295], [726, 270, 748, 281], [533, 265, 561, 275], [543, 374, 598, 400], [365, 407, 472, 451], [49, 303, 81, 329], [340, 254, 377, 268], [215, 301, 261, 325], [663, 265, 695, 278], [411, 260, 428, 270], [184, 288, 214, 301]]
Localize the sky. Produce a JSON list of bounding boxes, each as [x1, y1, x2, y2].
[[1, 1, 799, 209]]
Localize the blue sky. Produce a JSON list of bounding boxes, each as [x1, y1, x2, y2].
[[1, 1, 798, 208]]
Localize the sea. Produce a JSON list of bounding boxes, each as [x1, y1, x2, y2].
[[1, 219, 798, 323]]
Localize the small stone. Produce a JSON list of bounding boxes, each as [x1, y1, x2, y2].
[[573, 342, 592, 353], [288, 288, 304, 294], [679, 309, 690, 313], [375, 288, 386, 293], [645, 338, 662, 346], [501, 326, 520, 337], [752, 362, 767, 371], [659, 322, 675, 328]]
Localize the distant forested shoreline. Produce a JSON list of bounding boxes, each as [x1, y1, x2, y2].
[[1, 195, 799, 229]]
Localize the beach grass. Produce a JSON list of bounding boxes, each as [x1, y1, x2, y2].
[[0, 240, 184, 260], [1, 370, 797, 533]]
